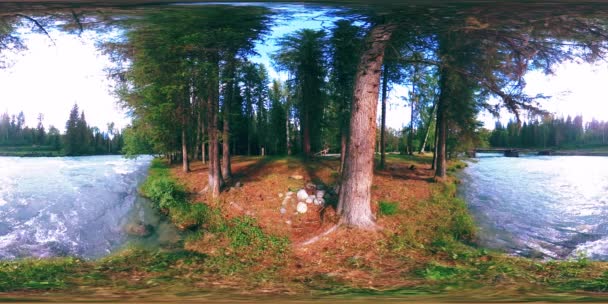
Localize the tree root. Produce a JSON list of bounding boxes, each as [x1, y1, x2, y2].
[[298, 224, 340, 247]]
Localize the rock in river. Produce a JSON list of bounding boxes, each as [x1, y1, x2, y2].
[[125, 221, 154, 237]]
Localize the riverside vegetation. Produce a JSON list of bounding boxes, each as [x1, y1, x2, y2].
[[2, 155, 608, 301], [3, 1, 608, 301]]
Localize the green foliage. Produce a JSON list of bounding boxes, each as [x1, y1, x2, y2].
[[122, 120, 154, 157], [0, 108, 121, 156], [489, 115, 608, 149], [140, 159, 206, 228], [204, 215, 290, 275], [378, 201, 399, 216], [0, 145, 62, 157], [273, 28, 327, 155], [97, 248, 205, 273], [0, 258, 80, 291], [419, 262, 462, 281], [112, 6, 272, 157], [434, 183, 476, 243], [226, 216, 289, 253]]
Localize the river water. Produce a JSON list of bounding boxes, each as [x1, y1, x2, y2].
[[460, 153, 608, 260], [0, 155, 176, 260]]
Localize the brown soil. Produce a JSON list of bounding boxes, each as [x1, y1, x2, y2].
[[171, 155, 438, 289]]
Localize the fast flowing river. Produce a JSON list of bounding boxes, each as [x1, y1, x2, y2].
[[0, 155, 175, 260], [460, 153, 608, 260]]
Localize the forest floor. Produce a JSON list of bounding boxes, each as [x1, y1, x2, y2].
[[3, 154, 608, 302]]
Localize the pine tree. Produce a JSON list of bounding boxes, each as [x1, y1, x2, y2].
[[64, 104, 80, 156]]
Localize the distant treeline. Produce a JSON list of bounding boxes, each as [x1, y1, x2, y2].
[[0, 104, 123, 156], [489, 115, 608, 148]]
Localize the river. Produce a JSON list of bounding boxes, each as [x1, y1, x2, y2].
[[460, 153, 608, 260], [0, 155, 176, 260]]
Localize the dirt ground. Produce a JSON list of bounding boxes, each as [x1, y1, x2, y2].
[[171, 154, 439, 289]]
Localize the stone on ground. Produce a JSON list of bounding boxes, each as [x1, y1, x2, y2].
[[296, 202, 308, 213], [297, 189, 309, 201]]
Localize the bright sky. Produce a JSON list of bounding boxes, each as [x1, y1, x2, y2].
[[0, 29, 129, 132], [1, 8, 608, 133]]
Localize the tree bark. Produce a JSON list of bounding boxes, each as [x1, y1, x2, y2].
[[286, 109, 291, 155], [339, 131, 347, 173], [337, 23, 395, 229], [434, 86, 448, 177], [194, 107, 201, 161], [207, 57, 223, 198], [222, 62, 236, 180], [222, 102, 232, 180], [181, 127, 189, 173], [207, 94, 223, 197], [380, 65, 388, 169], [408, 64, 420, 155], [303, 109, 311, 158], [420, 100, 437, 154], [408, 100, 415, 156]]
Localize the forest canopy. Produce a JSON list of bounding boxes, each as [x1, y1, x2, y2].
[[2, 1, 608, 227]]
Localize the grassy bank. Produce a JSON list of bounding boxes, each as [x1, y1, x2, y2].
[[0, 145, 126, 157], [2, 155, 608, 301], [0, 145, 62, 157]]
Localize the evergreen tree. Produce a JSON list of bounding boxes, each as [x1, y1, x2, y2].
[[64, 104, 81, 156]]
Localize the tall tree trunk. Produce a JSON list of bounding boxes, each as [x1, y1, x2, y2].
[[194, 109, 201, 161], [408, 64, 420, 155], [380, 66, 388, 169], [408, 101, 415, 155], [207, 58, 223, 198], [286, 108, 291, 155], [420, 100, 437, 154], [207, 94, 223, 197], [222, 63, 236, 181], [201, 107, 206, 164], [181, 127, 189, 173], [222, 103, 232, 180], [338, 23, 395, 229], [247, 121, 252, 156], [202, 142, 206, 164], [303, 109, 311, 158], [432, 112, 439, 170], [339, 131, 347, 173], [434, 88, 447, 178]]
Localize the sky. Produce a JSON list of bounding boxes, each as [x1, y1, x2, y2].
[[0, 29, 128, 132], [1, 6, 608, 133]]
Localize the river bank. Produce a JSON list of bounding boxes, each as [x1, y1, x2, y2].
[[480, 146, 608, 157], [0, 146, 125, 157], [3, 155, 608, 301]]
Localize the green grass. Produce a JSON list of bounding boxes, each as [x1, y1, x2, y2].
[[199, 214, 290, 276], [378, 201, 399, 216], [140, 159, 209, 229], [0, 145, 62, 157], [0, 258, 82, 291], [140, 159, 290, 276]]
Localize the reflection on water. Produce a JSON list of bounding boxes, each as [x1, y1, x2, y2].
[[460, 153, 608, 259], [0, 155, 178, 259]]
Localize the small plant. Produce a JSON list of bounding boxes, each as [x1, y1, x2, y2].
[[419, 262, 461, 281], [378, 201, 399, 216], [0, 258, 80, 291]]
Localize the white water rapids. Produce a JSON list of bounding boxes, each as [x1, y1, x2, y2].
[[0, 155, 161, 259]]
